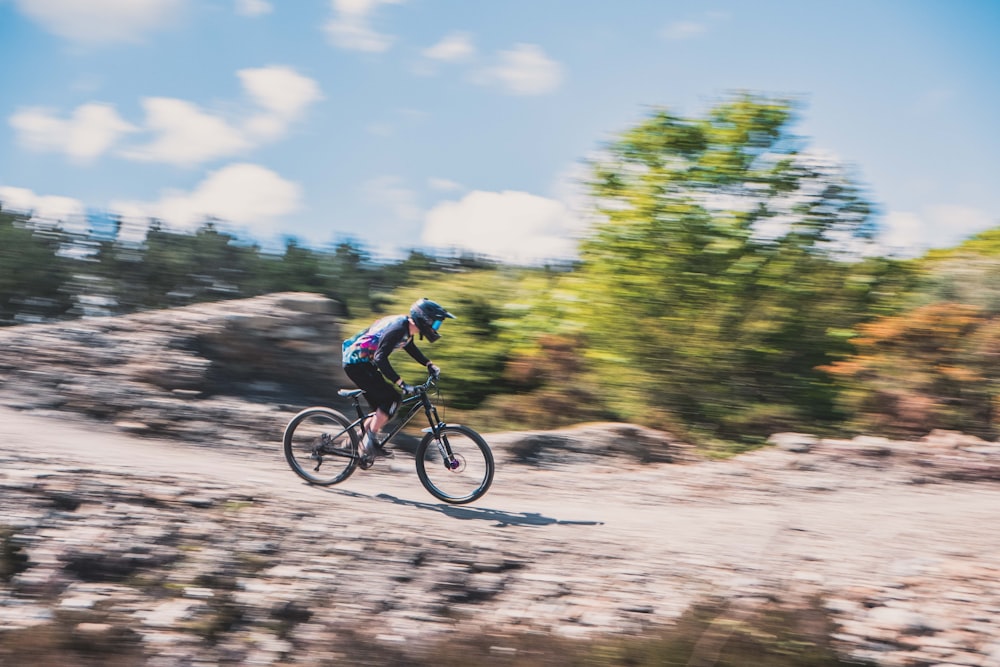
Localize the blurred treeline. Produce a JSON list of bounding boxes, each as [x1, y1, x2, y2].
[[2, 93, 998, 447]]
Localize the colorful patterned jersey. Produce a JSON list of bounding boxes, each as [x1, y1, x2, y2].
[[342, 314, 430, 383]]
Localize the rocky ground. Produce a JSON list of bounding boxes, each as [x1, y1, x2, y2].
[[2, 408, 999, 666], [1, 294, 999, 666]]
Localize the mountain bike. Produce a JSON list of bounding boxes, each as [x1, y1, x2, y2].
[[282, 376, 494, 504]]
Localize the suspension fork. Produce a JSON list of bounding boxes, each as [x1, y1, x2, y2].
[[420, 392, 457, 466], [420, 391, 443, 437]]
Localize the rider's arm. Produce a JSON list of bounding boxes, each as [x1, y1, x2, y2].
[[371, 318, 420, 385], [403, 339, 431, 367], [372, 334, 403, 385]]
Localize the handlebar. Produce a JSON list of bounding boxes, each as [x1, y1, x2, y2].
[[407, 374, 438, 395]]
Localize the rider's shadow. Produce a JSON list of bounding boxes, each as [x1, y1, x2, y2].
[[319, 487, 602, 527], [373, 493, 604, 528]]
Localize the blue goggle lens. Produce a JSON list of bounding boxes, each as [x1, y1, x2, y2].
[[431, 319, 442, 331]]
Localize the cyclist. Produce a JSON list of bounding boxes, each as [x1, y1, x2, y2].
[[342, 298, 455, 460]]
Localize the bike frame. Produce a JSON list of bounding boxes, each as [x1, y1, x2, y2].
[[347, 380, 449, 455]]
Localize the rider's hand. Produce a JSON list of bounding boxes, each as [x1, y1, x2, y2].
[[397, 380, 416, 395], [427, 362, 441, 379]]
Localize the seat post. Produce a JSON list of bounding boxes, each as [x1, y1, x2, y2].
[[337, 388, 368, 423]]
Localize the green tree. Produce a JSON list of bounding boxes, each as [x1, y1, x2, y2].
[[102, 221, 264, 310], [355, 270, 515, 410], [574, 94, 897, 441], [319, 240, 379, 316], [0, 207, 74, 324], [373, 266, 609, 425], [910, 227, 1000, 315]]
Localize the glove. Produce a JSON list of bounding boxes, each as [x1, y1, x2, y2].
[[397, 379, 415, 395], [427, 362, 441, 379]]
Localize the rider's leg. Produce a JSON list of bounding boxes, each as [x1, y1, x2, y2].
[[369, 398, 400, 456], [344, 363, 397, 456], [365, 408, 390, 439]]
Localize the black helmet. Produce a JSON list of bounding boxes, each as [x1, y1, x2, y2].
[[410, 298, 455, 342]]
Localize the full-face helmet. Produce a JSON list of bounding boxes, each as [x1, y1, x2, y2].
[[409, 298, 455, 342]]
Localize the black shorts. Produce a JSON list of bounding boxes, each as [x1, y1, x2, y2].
[[344, 363, 400, 416]]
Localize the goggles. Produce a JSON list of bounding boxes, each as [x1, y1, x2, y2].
[[431, 319, 443, 331]]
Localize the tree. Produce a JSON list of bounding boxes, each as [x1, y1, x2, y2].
[[102, 221, 264, 310], [821, 224, 1000, 438], [822, 303, 997, 438], [320, 241, 377, 316], [0, 207, 74, 324], [573, 94, 896, 440], [911, 227, 1000, 315]]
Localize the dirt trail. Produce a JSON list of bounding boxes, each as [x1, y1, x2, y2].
[[5, 405, 999, 577], [4, 405, 1000, 663]]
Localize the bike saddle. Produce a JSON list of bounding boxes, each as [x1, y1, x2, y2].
[[338, 389, 364, 398]]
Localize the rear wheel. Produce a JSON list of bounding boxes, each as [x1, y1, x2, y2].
[[415, 425, 494, 504], [283, 408, 359, 485]]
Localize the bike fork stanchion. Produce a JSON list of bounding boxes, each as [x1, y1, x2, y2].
[[437, 437, 462, 471]]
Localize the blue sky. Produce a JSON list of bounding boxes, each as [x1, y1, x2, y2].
[[1, 0, 998, 262]]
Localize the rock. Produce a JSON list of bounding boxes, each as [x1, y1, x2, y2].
[[115, 420, 150, 433], [768, 432, 818, 453], [183, 587, 215, 599], [0, 293, 351, 450], [277, 293, 336, 314], [851, 435, 895, 456], [934, 456, 1000, 482], [488, 422, 696, 466], [922, 430, 992, 450], [865, 605, 937, 635], [74, 622, 113, 634]]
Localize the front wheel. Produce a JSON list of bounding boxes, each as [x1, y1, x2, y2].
[[283, 407, 359, 485], [415, 425, 494, 504]]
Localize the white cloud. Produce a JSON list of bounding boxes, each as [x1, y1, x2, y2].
[[14, 0, 186, 45], [428, 177, 461, 192], [236, 0, 272, 17], [110, 163, 302, 237], [880, 205, 996, 257], [423, 32, 475, 62], [239, 65, 323, 140], [324, 0, 405, 53], [662, 11, 729, 41], [662, 20, 707, 40], [423, 190, 584, 264], [9, 103, 136, 163], [239, 66, 321, 118], [0, 186, 85, 223], [476, 44, 563, 96], [121, 98, 251, 166], [11, 66, 322, 167]]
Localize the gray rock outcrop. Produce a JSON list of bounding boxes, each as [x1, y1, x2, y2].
[[0, 292, 348, 448]]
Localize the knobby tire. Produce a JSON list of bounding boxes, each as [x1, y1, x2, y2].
[[283, 407, 359, 486], [415, 425, 494, 504]]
